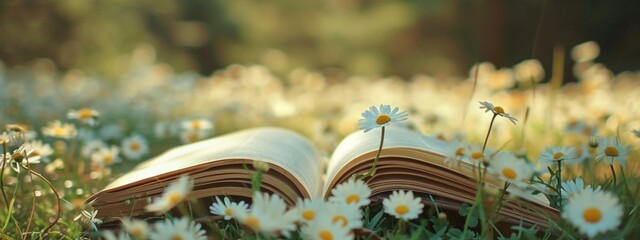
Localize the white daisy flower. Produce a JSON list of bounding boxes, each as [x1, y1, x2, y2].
[[73, 209, 103, 232], [301, 212, 354, 240], [562, 190, 622, 238], [41, 120, 77, 139], [595, 137, 631, 166], [149, 217, 206, 240], [358, 104, 408, 133], [478, 101, 518, 125], [383, 190, 424, 221], [145, 175, 193, 213], [538, 146, 577, 163], [181, 118, 213, 132], [122, 217, 150, 238], [101, 230, 132, 240], [179, 130, 210, 144], [121, 133, 150, 161], [82, 139, 106, 158], [632, 129, 640, 138], [488, 152, 533, 183], [561, 177, 601, 200], [67, 108, 100, 126], [23, 140, 53, 162], [293, 197, 326, 223], [0, 131, 12, 145], [463, 144, 493, 164], [91, 145, 121, 166], [324, 202, 363, 229], [209, 196, 249, 220], [235, 192, 298, 235], [329, 178, 371, 207], [444, 141, 468, 166]]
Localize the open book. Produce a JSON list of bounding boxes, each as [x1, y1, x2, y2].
[[87, 127, 557, 227]]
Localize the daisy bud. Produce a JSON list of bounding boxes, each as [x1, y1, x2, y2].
[[438, 212, 447, 221]]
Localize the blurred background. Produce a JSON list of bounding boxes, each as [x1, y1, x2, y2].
[[1, 0, 639, 81]]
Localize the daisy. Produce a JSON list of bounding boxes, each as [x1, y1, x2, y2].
[[324, 202, 363, 229], [329, 178, 371, 207], [179, 130, 209, 144], [595, 137, 631, 166], [538, 146, 577, 163], [101, 231, 132, 240], [122, 217, 150, 238], [91, 145, 121, 167], [382, 190, 424, 221], [145, 175, 193, 213], [358, 104, 408, 133], [82, 139, 106, 158], [181, 118, 214, 132], [444, 141, 468, 166], [561, 177, 601, 200], [0, 131, 11, 144], [209, 196, 249, 220], [293, 197, 326, 223], [148, 217, 206, 240], [121, 133, 150, 161], [562, 190, 622, 238], [478, 101, 518, 125], [41, 120, 77, 139], [301, 213, 354, 240], [67, 108, 100, 126], [23, 140, 53, 162], [488, 152, 533, 183], [235, 192, 297, 235], [73, 209, 103, 231]]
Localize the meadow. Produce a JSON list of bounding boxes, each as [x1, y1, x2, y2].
[[1, 41, 639, 239]]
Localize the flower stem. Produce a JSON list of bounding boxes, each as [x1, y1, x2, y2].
[[556, 160, 563, 212], [610, 161, 617, 187], [0, 143, 9, 211], [19, 164, 61, 236], [482, 114, 498, 153], [359, 126, 385, 180]]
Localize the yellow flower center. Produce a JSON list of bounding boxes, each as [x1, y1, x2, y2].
[[53, 127, 66, 136], [187, 132, 199, 142], [346, 194, 360, 204], [130, 228, 145, 237], [471, 152, 483, 160], [302, 210, 315, 220], [332, 215, 348, 227], [493, 106, 505, 114], [375, 114, 391, 125], [167, 192, 184, 205], [583, 207, 602, 223], [604, 146, 619, 157], [77, 108, 95, 119], [455, 147, 464, 156], [103, 155, 114, 164], [130, 142, 141, 151], [224, 208, 234, 216], [171, 235, 184, 240], [553, 152, 564, 160], [319, 230, 334, 240], [502, 167, 517, 180], [395, 205, 409, 215], [191, 120, 202, 130], [245, 215, 260, 230]]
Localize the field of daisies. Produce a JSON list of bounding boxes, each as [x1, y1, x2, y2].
[[1, 41, 640, 239]]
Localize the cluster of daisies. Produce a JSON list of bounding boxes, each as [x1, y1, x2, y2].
[[93, 175, 422, 239]]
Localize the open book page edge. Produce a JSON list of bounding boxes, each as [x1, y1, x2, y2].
[[325, 127, 551, 208], [88, 127, 321, 202]]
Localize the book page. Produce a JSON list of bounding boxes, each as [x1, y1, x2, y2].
[[324, 126, 550, 206], [324, 126, 448, 194], [101, 127, 321, 197]]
